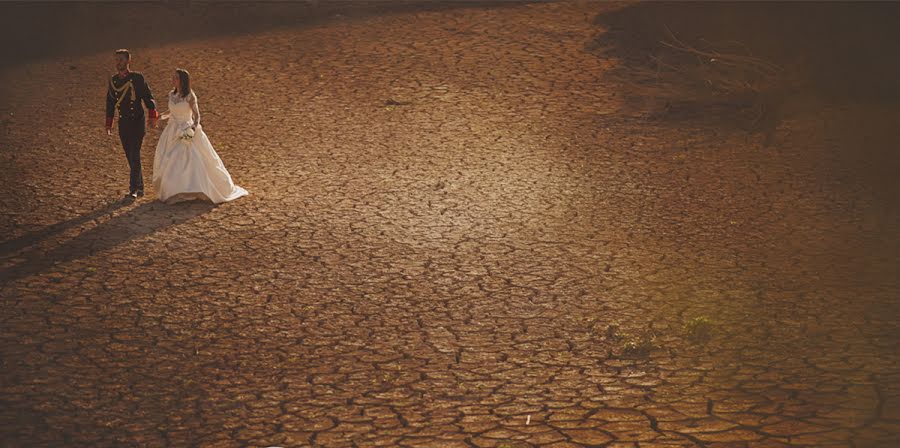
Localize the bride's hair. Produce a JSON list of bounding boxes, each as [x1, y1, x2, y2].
[[173, 68, 191, 98]]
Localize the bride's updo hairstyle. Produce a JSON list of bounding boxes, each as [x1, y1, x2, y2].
[[173, 68, 191, 98]]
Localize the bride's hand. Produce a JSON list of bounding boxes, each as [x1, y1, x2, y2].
[[159, 111, 171, 120]]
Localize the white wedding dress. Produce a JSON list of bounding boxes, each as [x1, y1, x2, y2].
[[153, 90, 248, 204]]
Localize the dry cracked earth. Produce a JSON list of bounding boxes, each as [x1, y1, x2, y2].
[[1, 1, 899, 447]]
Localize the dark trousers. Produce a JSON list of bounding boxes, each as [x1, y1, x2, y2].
[[118, 117, 146, 192]]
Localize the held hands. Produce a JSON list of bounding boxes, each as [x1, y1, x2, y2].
[[147, 108, 170, 129], [151, 111, 171, 130]]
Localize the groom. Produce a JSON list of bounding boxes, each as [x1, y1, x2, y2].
[[105, 49, 159, 198]]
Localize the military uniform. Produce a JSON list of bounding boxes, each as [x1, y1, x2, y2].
[[105, 71, 159, 194]]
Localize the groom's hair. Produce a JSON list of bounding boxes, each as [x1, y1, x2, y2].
[[115, 49, 131, 60]]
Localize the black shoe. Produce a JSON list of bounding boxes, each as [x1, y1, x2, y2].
[[128, 191, 138, 199], [136, 189, 145, 198]]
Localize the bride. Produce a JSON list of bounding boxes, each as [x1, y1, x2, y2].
[[153, 68, 248, 204]]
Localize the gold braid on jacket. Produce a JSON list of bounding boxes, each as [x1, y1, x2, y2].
[[109, 79, 136, 110]]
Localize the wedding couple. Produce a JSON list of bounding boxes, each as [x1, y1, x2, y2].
[[105, 49, 247, 203]]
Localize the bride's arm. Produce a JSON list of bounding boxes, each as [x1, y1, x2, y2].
[[189, 91, 201, 129]]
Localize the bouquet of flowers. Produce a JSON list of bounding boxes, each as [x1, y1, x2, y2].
[[179, 126, 195, 142]]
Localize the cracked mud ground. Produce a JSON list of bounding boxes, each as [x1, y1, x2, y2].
[[1, 2, 899, 447]]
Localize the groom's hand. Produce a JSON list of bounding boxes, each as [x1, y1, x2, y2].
[[148, 109, 160, 129]]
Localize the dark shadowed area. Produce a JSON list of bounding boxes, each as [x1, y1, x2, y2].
[[594, 1, 900, 101], [593, 1, 900, 212], [0, 0, 539, 67]]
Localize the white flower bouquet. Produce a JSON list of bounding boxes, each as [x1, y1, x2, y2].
[[179, 126, 195, 141]]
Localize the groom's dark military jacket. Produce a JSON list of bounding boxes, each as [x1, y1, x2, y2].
[[105, 70, 159, 127]]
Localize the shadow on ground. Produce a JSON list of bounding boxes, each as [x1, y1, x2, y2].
[[0, 200, 215, 284]]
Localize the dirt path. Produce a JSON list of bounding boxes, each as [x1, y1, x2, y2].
[[1, 2, 898, 447]]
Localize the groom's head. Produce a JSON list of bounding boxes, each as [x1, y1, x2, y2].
[[114, 49, 131, 72]]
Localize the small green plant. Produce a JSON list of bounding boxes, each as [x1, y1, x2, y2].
[[684, 316, 714, 343], [621, 333, 657, 357]]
